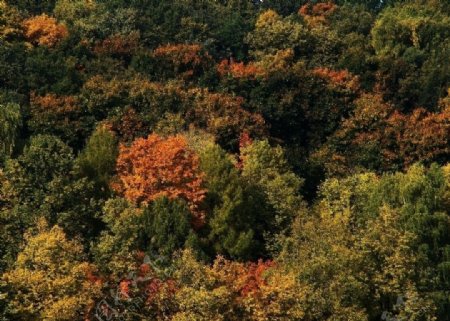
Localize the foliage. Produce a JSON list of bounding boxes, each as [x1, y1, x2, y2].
[[22, 14, 68, 47], [198, 142, 270, 260], [28, 92, 94, 148], [0, 102, 21, 162], [142, 196, 198, 258], [0, 1, 449, 319], [114, 134, 206, 224], [2, 220, 101, 321], [76, 125, 118, 189]]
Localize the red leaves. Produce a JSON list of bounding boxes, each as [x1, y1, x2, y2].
[[239, 260, 275, 297], [114, 134, 206, 223]]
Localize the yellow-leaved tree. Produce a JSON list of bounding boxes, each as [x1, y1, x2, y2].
[[2, 220, 101, 321]]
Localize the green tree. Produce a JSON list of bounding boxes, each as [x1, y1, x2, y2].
[[76, 125, 118, 190], [142, 196, 199, 258], [0, 102, 21, 163], [246, 9, 307, 60], [240, 140, 305, 243], [199, 143, 269, 260], [93, 198, 142, 278], [6, 0, 56, 14], [371, 0, 450, 110], [2, 135, 103, 244]]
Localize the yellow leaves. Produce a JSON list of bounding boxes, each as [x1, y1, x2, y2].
[[0, 1, 23, 41], [255, 9, 280, 28], [2, 222, 101, 321], [173, 250, 306, 321], [22, 14, 68, 47]]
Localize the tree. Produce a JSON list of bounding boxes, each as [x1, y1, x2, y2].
[[0, 1, 23, 42], [245, 9, 307, 60], [240, 140, 305, 244], [302, 164, 450, 320], [171, 249, 309, 321], [114, 134, 206, 223], [0, 102, 21, 163], [28, 92, 95, 149], [152, 43, 212, 80], [22, 14, 68, 47], [2, 220, 101, 321], [93, 198, 143, 278], [199, 142, 269, 260], [6, 0, 56, 14], [142, 196, 199, 258], [371, 0, 450, 110], [2, 135, 103, 243], [315, 93, 450, 175], [76, 125, 118, 189]]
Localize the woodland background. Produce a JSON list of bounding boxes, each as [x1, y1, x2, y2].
[[0, 0, 450, 320]]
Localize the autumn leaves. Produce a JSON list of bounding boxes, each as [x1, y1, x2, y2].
[[114, 134, 206, 227]]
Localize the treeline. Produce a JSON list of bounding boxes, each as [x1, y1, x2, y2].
[[0, 0, 449, 320]]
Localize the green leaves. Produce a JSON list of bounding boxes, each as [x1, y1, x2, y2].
[[0, 102, 21, 163]]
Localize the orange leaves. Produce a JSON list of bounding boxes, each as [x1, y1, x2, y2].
[[208, 256, 275, 298], [217, 59, 264, 79], [313, 67, 360, 92], [319, 93, 450, 174], [22, 14, 68, 47], [385, 107, 450, 166], [154, 44, 204, 66], [238, 260, 275, 297], [153, 43, 211, 79], [30, 92, 78, 113], [299, 2, 337, 26], [114, 134, 206, 220]]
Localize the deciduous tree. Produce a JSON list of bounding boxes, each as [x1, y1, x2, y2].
[[115, 134, 206, 223]]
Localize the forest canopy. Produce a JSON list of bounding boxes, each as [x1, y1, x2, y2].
[[0, 0, 449, 320]]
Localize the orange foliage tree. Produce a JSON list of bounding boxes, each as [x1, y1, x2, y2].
[[22, 14, 68, 47], [114, 134, 206, 219], [153, 43, 211, 79], [299, 2, 337, 26], [93, 31, 140, 57], [217, 59, 264, 79], [315, 93, 450, 175], [313, 67, 360, 92]]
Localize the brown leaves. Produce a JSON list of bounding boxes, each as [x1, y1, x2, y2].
[[93, 31, 140, 57], [22, 14, 68, 47]]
